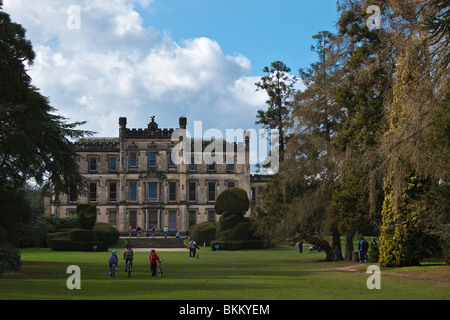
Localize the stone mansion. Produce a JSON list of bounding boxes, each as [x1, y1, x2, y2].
[[50, 116, 270, 234]]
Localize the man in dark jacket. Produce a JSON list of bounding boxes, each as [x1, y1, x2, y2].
[[362, 239, 369, 262], [359, 238, 369, 262]]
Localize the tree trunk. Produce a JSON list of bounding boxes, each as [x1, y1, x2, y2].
[[301, 234, 333, 261], [344, 231, 354, 260]]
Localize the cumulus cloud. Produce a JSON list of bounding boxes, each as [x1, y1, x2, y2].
[[3, 0, 268, 137]]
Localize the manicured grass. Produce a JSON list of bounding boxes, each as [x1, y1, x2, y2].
[[0, 246, 448, 300]]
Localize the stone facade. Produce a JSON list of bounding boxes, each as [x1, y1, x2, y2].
[[51, 116, 269, 234]]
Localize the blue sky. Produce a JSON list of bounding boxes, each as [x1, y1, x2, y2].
[[141, 0, 339, 75], [3, 0, 339, 138]]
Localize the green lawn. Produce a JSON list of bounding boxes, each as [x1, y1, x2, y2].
[[0, 246, 448, 300]]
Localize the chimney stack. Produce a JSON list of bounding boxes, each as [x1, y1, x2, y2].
[[179, 116, 187, 129]]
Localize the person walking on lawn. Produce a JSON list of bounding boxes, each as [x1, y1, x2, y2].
[[149, 249, 160, 277], [192, 241, 200, 259]]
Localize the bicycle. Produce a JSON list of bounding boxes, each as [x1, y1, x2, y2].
[[110, 263, 116, 278], [126, 260, 132, 278], [158, 260, 164, 277]]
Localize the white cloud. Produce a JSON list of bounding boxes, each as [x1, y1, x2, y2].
[[3, 0, 267, 137]]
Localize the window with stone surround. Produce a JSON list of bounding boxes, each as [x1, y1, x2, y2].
[[148, 182, 158, 202], [109, 182, 117, 202], [169, 181, 177, 202], [208, 181, 216, 202], [88, 157, 98, 172], [89, 182, 97, 202], [108, 157, 117, 172], [129, 152, 137, 168], [129, 182, 137, 202], [149, 152, 157, 168], [188, 182, 196, 202]]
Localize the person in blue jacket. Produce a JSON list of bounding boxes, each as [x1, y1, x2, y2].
[[108, 250, 118, 277], [359, 238, 369, 262]]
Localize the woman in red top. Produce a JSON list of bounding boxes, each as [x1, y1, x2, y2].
[[149, 249, 160, 277]]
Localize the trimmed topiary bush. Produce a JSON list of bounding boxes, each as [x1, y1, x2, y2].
[[214, 187, 249, 216], [227, 221, 257, 240], [212, 187, 263, 250], [69, 229, 97, 242], [46, 231, 70, 245], [77, 204, 97, 230], [190, 222, 217, 246], [93, 223, 120, 246], [48, 223, 114, 251], [216, 220, 258, 242], [217, 211, 247, 231]]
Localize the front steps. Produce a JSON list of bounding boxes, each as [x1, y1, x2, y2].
[[125, 237, 187, 248]]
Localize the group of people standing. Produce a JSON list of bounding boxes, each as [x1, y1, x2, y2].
[[107, 239, 202, 278], [128, 226, 189, 239], [107, 245, 161, 277], [359, 238, 378, 263], [129, 226, 157, 239], [297, 237, 379, 262]]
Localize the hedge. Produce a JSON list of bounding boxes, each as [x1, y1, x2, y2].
[[46, 231, 71, 245], [210, 240, 265, 251], [93, 223, 120, 246], [51, 239, 108, 252], [69, 229, 97, 242], [48, 223, 119, 251], [189, 222, 217, 246]]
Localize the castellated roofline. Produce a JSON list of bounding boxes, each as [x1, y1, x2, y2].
[[76, 116, 247, 151], [75, 137, 120, 151], [119, 115, 179, 139]]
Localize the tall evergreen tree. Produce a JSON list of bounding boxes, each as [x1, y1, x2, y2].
[[275, 31, 344, 261], [255, 61, 297, 161], [0, 1, 92, 244], [328, 1, 391, 260], [375, 0, 449, 266], [254, 0, 449, 266]]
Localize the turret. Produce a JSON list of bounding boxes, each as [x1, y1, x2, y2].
[[119, 117, 127, 138], [179, 116, 187, 129]]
